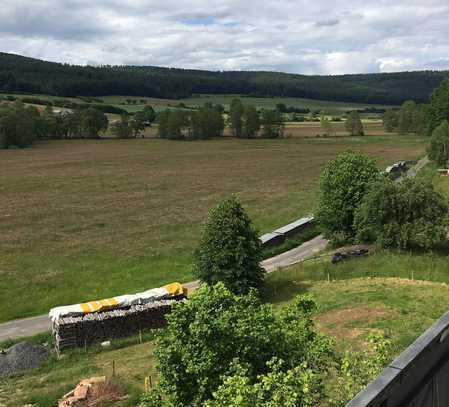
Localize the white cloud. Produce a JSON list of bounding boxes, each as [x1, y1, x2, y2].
[[1, 0, 449, 74]]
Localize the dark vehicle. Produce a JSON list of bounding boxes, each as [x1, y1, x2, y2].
[[331, 248, 369, 264]]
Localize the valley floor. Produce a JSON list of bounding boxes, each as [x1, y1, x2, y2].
[[0, 135, 426, 322]]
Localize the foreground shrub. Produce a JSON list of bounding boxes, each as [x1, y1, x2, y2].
[[193, 196, 264, 294], [141, 283, 334, 407], [328, 333, 391, 406], [355, 177, 448, 250]]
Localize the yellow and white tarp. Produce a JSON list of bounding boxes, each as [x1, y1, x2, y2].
[[49, 282, 186, 322]]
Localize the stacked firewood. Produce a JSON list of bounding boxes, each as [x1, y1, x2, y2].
[[53, 296, 186, 352]]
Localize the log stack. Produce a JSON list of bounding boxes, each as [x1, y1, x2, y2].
[[50, 284, 187, 353]]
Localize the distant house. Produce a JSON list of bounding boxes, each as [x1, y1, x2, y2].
[[437, 168, 449, 176]]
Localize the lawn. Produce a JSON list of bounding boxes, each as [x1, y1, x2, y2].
[[0, 135, 426, 322], [265, 250, 449, 350]]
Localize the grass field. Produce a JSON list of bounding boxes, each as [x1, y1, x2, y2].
[[97, 94, 394, 115], [181, 94, 394, 114], [2, 92, 392, 115], [3, 270, 448, 407], [0, 135, 426, 322]]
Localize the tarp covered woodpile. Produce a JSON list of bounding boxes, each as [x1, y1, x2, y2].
[[49, 283, 187, 352]]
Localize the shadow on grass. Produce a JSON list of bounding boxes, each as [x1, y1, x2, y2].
[[262, 277, 313, 305]]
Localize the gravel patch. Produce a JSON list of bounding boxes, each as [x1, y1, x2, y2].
[[0, 342, 49, 377]]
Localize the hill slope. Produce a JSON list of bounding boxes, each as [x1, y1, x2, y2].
[[1, 52, 448, 104]]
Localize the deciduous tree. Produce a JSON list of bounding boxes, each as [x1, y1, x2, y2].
[[398, 100, 417, 134], [382, 109, 398, 132], [81, 107, 108, 138], [141, 284, 333, 407], [193, 196, 264, 294], [355, 177, 448, 250], [345, 111, 364, 136], [130, 111, 146, 137], [316, 152, 379, 242], [230, 98, 244, 138], [261, 109, 284, 138], [242, 105, 260, 138], [428, 120, 449, 166], [320, 113, 334, 137], [112, 114, 132, 139], [425, 79, 449, 136]]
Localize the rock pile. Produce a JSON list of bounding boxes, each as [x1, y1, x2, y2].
[[0, 342, 49, 377]]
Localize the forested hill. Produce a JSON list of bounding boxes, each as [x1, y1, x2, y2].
[[1, 52, 448, 105]]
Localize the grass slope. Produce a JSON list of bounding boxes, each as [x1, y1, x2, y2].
[[3, 272, 449, 406]]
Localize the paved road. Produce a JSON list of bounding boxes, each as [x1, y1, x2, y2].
[[0, 235, 329, 343], [407, 156, 429, 178], [0, 156, 429, 343], [0, 315, 51, 343], [395, 156, 429, 183], [261, 235, 328, 272]]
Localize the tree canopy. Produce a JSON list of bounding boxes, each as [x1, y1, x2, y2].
[[428, 120, 449, 166], [261, 109, 284, 138], [425, 78, 449, 136], [230, 98, 244, 138], [193, 196, 264, 294], [316, 152, 379, 242], [345, 111, 364, 136], [355, 177, 448, 250], [141, 283, 334, 407], [0, 101, 36, 148]]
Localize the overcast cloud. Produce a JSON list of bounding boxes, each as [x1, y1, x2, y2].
[[1, 0, 449, 74]]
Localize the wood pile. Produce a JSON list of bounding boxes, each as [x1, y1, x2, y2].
[[53, 296, 185, 352]]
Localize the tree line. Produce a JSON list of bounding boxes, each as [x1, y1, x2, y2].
[[157, 99, 284, 140], [379, 79, 449, 168], [0, 101, 159, 148], [316, 151, 448, 250], [2, 52, 449, 105], [0, 101, 109, 147]]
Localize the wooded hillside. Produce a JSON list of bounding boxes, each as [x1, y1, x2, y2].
[[1, 52, 448, 104]]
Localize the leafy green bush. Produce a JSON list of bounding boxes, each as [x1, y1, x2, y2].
[[316, 151, 379, 243], [141, 283, 334, 407], [193, 196, 264, 294], [328, 333, 391, 406], [428, 120, 449, 166], [355, 177, 448, 250]]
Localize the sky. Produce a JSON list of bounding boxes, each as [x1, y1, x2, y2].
[[1, 0, 449, 75]]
